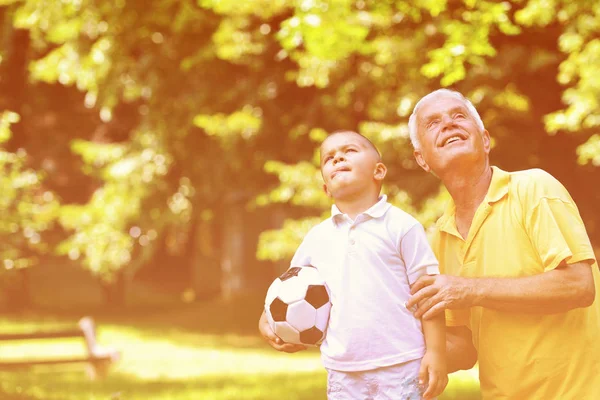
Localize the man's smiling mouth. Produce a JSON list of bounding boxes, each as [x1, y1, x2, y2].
[[440, 133, 467, 147]]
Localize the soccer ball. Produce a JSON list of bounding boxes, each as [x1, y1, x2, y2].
[[264, 265, 331, 346]]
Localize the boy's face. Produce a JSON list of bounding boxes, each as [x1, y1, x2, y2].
[[320, 132, 386, 200]]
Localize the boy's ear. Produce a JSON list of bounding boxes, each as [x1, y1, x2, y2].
[[413, 149, 430, 173], [374, 162, 387, 182], [323, 184, 332, 198]]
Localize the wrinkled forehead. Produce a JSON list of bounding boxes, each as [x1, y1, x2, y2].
[[417, 94, 469, 122]]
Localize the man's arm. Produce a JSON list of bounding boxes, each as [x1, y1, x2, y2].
[[407, 261, 595, 320], [446, 326, 477, 373]]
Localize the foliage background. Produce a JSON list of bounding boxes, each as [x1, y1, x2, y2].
[[3, 0, 600, 289], [0, 0, 599, 398]]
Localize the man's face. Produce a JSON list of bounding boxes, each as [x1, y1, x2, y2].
[[320, 132, 384, 199], [413, 94, 490, 174]]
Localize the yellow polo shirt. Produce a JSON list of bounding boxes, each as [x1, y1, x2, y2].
[[432, 167, 600, 400]]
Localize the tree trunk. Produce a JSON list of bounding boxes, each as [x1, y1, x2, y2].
[[101, 270, 128, 308], [190, 216, 221, 300], [1, 21, 30, 147], [220, 205, 245, 301], [4, 269, 31, 310], [2, 18, 32, 310], [271, 205, 291, 276]]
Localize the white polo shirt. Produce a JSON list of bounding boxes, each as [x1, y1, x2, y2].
[[291, 195, 439, 372]]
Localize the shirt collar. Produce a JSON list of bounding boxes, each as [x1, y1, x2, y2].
[[436, 166, 510, 230], [332, 195, 390, 223], [485, 166, 510, 204]]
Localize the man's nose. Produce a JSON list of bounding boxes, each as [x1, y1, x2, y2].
[[440, 114, 455, 130]]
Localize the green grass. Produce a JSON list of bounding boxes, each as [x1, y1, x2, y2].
[[0, 293, 481, 399]]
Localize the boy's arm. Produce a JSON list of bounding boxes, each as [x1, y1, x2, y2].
[[258, 310, 306, 353], [419, 313, 448, 399], [398, 221, 447, 397], [422, 313, 446, 355]]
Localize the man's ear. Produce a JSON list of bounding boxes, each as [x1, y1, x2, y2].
[[322, 183, 332, 198], [374, 162, 387, 182], [413, 149, 431, 173], [482, 129, 491, 155]]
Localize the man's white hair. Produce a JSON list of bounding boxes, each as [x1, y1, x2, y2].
[[408, 89, 485, 150]]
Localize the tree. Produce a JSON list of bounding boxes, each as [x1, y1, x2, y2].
[[1, 0, 599, 304], [0, 111, 60, 307], [257, 0, 600, 261]]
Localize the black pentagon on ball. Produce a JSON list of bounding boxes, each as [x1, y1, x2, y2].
[[300, 327, 324, 345], [279, 267, 302, 282], [270, 297, 288, 322], [305, 285, 329, 308]]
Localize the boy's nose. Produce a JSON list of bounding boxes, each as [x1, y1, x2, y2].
[[333, 154, 345, 164]]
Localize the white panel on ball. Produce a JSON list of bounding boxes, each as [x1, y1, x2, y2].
[[273, 321, 300, 344], [315, 303, 332, 332], [265, 278, 282, 305], [286, 300, 317, 332], [277, 278, 309, 304], [265, 305, 275, 326]]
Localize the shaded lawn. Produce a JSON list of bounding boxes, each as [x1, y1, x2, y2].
[[0, 370, 327, 400], [0, 294, 481, 399]]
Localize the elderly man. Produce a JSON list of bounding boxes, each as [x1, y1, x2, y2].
[[405, 89, 600, 399]]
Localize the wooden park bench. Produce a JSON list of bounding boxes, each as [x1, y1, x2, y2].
[[0, 317, 120, 379]]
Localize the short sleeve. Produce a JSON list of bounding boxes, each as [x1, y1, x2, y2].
[[524, 176, 596, 272], [400, 223, 440, 285], [445, 308, 470, 328], [290, 232, 313, 268]]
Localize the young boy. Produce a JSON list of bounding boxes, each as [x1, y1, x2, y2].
[[259, 131, 447, 399]]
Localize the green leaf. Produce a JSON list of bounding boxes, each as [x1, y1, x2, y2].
[[46, 19, 82, 44]]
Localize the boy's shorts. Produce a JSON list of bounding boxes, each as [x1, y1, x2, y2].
[[326, 358, 433, 400]]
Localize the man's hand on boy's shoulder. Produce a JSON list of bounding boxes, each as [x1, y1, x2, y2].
[[258, 311, 307, 353], [407, 274, 475, 319]]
